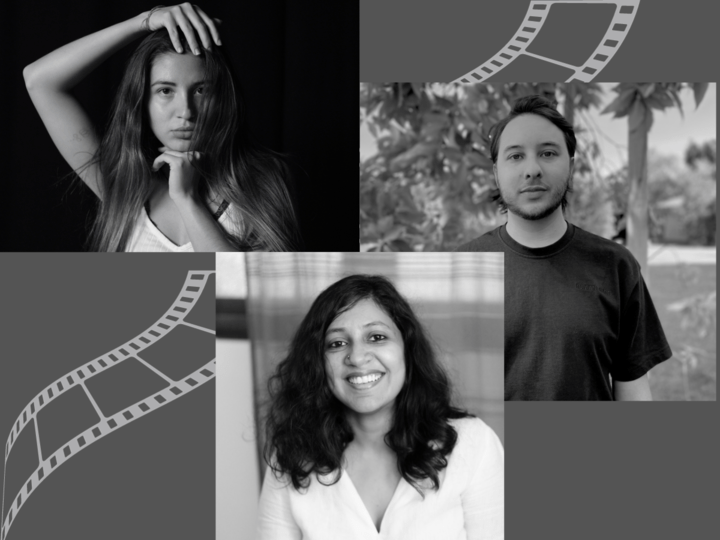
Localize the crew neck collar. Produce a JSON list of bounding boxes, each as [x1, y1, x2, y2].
[[499, 220, 575, 258]]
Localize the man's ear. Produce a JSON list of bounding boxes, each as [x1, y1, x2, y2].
[[493, 163, 499, 188]]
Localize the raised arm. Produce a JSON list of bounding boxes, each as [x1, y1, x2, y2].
[[23, 4, 221, 199], [23, 11, 151, 198]]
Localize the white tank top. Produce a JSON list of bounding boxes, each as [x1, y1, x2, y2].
[[125, 200, 243, 252]]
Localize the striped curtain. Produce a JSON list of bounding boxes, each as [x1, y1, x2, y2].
[[246, 253, 504, 480]]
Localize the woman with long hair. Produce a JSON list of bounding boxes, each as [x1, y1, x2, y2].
[[23, 4, 301, 251], [259, 275, 504, 539]]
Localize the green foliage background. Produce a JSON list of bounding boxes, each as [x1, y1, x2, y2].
[[360, 82, 606, 251], [360, 82, 714, 252]]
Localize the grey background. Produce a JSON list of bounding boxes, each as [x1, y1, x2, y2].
[[485, 53, 574, 82], [361, 0, 529, 81], [360, 0, 719, 82], [84, 358, 169, 418], [137, 325, 216, 381], [506, 403, 717, 539], [37, 385, 101, 460], [2, 421, 38, 523], [0, 254, 215, 540], [523, 3, 616, 67], [361, 1, 719, 539]]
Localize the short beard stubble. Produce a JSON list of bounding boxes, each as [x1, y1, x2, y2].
[[500, 173, 573, 221]]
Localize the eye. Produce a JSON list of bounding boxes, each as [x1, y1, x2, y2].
[[327, 340, 347, 349], [157, 88, 173, 96], [195, 86, 204, 95], [369, 334, 387, 342], [541, 150, 557, 157], [508, 154, 522, 161]]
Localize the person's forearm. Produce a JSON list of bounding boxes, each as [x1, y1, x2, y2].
[[174, 196, 242, 252], [24, 11, 149, 91]]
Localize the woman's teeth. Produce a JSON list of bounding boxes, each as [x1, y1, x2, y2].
[[348, 373, 382, 385]]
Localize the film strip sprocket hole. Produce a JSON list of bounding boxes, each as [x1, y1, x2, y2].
[[1, 271, 215, 540], [453, 0, 640, 84]]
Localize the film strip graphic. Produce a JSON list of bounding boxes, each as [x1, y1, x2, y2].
[[452, 0, 640, 84], [1, 271, 215, 540]]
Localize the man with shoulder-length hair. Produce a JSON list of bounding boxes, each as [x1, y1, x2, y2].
[[455, 95, 672, 401]]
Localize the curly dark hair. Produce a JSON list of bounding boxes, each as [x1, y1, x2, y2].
[[263, 274, 472, 495], [490, 94, 576, 213]]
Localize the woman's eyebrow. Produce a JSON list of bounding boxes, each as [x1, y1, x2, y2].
[[364, 321, 391, 329], [150, 80, 206, 87], [326, 327, 344, 336], [326, 321, 391, 336]]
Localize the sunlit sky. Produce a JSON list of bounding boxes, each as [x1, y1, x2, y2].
[[360, 83, 716, 175]]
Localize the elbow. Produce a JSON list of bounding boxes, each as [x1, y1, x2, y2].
[[23, 63, 65, 93], [23, 64, 37, 91]]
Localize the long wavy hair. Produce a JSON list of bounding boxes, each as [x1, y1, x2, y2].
[[264, 274, 472, 495], [81, 30, 301, 251]]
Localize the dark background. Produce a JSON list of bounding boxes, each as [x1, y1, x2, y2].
[[1, 0, 357, 251]]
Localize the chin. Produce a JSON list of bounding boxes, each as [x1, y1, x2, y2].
[[172, 141, 192, 151], [508, 200, 563, 221], [521, 207, 558, 220], [346, 396, 394, 416]]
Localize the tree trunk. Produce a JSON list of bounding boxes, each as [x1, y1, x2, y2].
[[563, 83, 576, 127], [626, 99, 650, 283]]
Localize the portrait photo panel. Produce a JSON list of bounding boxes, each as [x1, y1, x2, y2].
[[217, 252, 505, 539], [4, 0, 356, 252]]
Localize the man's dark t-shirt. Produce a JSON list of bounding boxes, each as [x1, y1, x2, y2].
[[455, 223, 672, 400]]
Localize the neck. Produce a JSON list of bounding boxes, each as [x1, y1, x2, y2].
[[505, 207, 567, 248], [346, 406, 394, 452]]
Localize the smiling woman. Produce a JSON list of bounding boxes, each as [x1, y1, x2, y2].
[[23, 4, 301, 251], [324, 299, 407, 419], [259, 274, 504, 540]]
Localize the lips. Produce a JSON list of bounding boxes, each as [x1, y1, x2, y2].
[[172, 129, 194, 139], [520, 186, 547, 193]]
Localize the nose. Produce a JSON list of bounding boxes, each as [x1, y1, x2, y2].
[[344, 343, 372, 367], [523, 157, 542, 179], [176, 92, 197, 121]]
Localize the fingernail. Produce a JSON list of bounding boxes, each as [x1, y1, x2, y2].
[[194, 48, 200, 55], [217, 39, 222, 46], [176, 47, 183, 53]]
